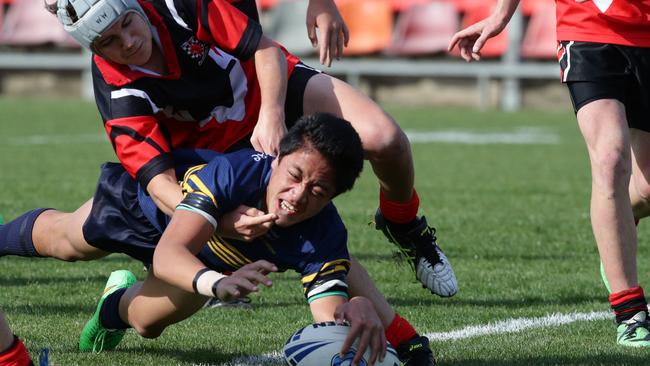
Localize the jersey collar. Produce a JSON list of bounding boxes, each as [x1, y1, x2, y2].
[[93, 0, 181, 86]]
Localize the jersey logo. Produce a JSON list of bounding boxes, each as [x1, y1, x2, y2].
[[181, 36, 209, 65], [592, 0, 613, 13], [251, 153, 269, 161]]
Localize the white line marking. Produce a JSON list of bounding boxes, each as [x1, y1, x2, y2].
[[3, 133, 106, 145], [405, 128, 560, 144], [426, 310, 612, 341], [219, 311, 612, 365]]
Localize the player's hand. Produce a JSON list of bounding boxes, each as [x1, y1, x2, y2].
[[217, 205, 277, 241], [214, 260, 277, 301], [251, 106, 286, 156], [335, 297, 386, 365], [448, 15, 507, 62], [307, 0, 349, 67]]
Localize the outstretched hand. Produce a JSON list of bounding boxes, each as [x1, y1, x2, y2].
[[335, 297, 386, 365], [448, 15, 507, 62], [214, 260, 277, 302], [217, 205, 277, 241], [306, 0, 349, 67]]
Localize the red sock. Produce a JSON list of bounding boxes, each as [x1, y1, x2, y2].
[[609, 286, 648, 323], [385, 313, 417, 348], [0, 337, 32, 366], [379, 189, 419, 224]]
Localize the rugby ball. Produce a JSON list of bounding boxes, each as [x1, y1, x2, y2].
[[283, 322, 400, 366]]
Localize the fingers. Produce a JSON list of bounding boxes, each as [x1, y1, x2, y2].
[[319, 26, 331, 66], [351, 325, 370, 365], [339, 321, 358, 357], [307, 19, 318, 47], [244, 259, 278, 275], [250, 136, 262, 153], [342, 23, 349, 47], [328, 28, 338, 65]]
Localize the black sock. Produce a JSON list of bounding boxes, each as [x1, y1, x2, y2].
[[0, 208, 50, 257], [99, 288, 130, 330]]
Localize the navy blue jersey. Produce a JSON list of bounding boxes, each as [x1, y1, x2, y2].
[[138, 149, 351, 303], [93, 0, 301, 188]]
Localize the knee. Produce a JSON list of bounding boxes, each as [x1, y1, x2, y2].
[[360, 115, 410, 161], [130, 319, 165, 339], [591, 148, 631, 192]]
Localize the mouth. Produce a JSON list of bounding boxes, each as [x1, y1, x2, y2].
[[279, 199, 297, 215], [126, 42, 142, 59]]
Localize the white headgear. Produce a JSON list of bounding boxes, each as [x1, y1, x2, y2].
[[56, 0, 148, 50]]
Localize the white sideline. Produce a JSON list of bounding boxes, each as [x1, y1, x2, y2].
[[219, 311, 611, 365], [2, 129, 558, 146], [425, 310, 611, 341], [405, 128, 560, 144]]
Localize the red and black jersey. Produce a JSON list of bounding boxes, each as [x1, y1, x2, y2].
[[92, 0, 300, 187], [556, 0, 650, 47]]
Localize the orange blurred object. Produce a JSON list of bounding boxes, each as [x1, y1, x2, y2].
[[449, 2, 507, 58], [0, 0, 78, 47], [337, 0, 394, 55], [521, 4, 557, 59]]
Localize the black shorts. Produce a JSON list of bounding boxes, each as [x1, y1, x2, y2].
[[82, 163, 161, 264], [225, 63, 321, 152], [558, 41, 650, 132]]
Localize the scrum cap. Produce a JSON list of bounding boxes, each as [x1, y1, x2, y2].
[[56, 0, 148, 50]]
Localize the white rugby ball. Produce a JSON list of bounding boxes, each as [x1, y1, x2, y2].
[[283, 321, 400, 366]]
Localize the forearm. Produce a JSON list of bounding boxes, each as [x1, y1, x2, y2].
[[152, 210, 218, 294], [254, 37, 288, 114], [493, 0, 521, 25], [146, 169, 184, 217]]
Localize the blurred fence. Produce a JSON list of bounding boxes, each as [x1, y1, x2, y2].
[[0, 0, 559, 110]]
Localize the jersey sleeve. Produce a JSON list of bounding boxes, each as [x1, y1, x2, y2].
[[299, 206, 351, 304], [177, 150, 273, 228], [174, 0, 262, 60], [92, 62, 174, 187]]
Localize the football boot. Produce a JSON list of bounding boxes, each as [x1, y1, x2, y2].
[[617, 311, 650, 347], [375, 211, 458, 297], [396, 335, 436, 366], [79, 270, 136, 352]]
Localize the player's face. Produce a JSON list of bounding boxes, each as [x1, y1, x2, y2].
[[266, 148, 336, 227], [93, 12, 153, 66]]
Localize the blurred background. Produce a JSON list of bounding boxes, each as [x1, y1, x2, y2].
[[0, 0, 568, 111]]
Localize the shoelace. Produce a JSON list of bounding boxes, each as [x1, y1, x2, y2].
[[93, 328, 108, 353], [415, 226, 443, 266]]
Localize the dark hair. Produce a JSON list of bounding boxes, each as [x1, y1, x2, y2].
[[278, 113, 364, 196]]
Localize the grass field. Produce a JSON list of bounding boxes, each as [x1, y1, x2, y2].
[[0, 97, 648, 365]]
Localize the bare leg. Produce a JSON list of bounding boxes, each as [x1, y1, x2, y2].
[[629, 129, 650, 219], [120, 272, 207, 339], [577, 99, 637, 293], [0, 312, 13, 352], [303, 74, 414, 202], [32, 199, 108, 261]]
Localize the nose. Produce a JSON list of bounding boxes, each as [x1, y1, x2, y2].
[[122, 32, 136, 51], [291, 185, 308, 207]]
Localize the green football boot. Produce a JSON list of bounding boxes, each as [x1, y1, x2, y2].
[[79, 270, 136, 353], [616, 311, 650, 347]]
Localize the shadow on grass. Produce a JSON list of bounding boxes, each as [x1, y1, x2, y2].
[[386, 293, 603, 309], [444, 354, 649, 366], [0, 274, 110, 287]]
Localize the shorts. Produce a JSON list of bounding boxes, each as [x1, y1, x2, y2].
[[225, 62, 321, 152], [558, 41, 650, 132], [82, 162, 162, 264]]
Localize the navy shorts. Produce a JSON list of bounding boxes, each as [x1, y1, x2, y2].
[[558, 41, 650, 132], [82, 163, 162, 264]]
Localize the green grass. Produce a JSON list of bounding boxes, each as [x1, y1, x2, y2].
[[1, 97, 649, 365]]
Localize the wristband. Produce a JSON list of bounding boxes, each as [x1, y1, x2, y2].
[[192, 268, 227, 297]]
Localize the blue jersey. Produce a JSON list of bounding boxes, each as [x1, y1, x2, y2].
[[138, 149, 351, 303]]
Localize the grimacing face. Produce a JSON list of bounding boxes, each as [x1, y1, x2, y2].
[[93, 11, 153, 66], [265, 148, 337, 227]]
